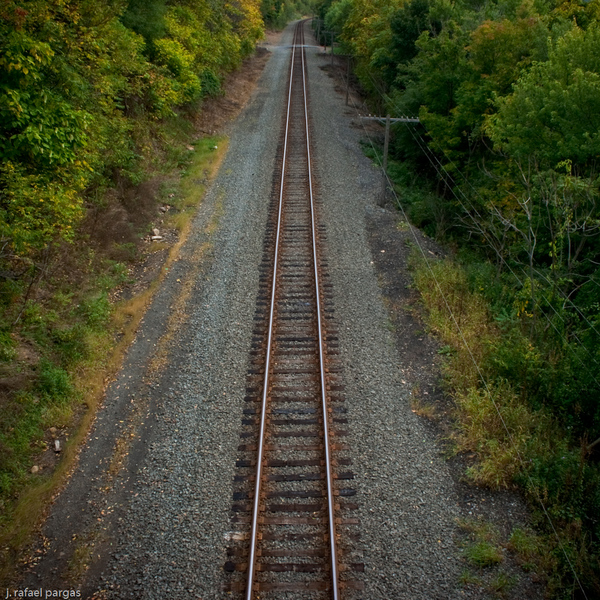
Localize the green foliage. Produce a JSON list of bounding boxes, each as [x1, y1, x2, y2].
[[121, 0, 168, 47], [0, 162, 83, 253], [413, 251, 600, 594], [0, 0, 264, 259], [0, 330, 16, 362], [36, 359, 71, 401], [466, 540, 504, 567], [200, 69, 222, 98], [508, 527, 544, 567], [325, 0, 600, 591], [488, 23, 600, 166], [458, 518, 505, 568], [78, 294, 112, 329], [261, 0, 311, 29], [0, 0, 265, 528], [324, 0, 353, 35]]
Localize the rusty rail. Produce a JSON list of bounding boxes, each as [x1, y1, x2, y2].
[[245, 20, 339, 599], [224, 19, 362, 599]]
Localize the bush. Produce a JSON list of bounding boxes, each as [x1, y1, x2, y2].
[[36, 359, 71, 401], [78, 293, 111, 329], [0, 330, 16, 362]]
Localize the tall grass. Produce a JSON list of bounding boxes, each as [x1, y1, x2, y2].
[[411, 252, 600, 595]]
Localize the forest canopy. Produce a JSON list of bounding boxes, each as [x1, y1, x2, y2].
[[316, 0, 600, 438]]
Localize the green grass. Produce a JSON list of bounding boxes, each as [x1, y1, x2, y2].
[[411, 251, 600, 594], [488, 571, 516, 597], [508, 527, 554, 574], [465, 540, 504, 567], [459, 569, 482, 586]]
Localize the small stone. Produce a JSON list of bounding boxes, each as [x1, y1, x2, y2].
[[152, 228, 160, 236], [151, 236, 163, 241], [159, 206, 167, 213], [54, 440, 61, 453], [49, 427, 57, 435], [31, 465, 39, 474]]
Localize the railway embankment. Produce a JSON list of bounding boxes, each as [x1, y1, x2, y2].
[[13, 21, 546, 600]]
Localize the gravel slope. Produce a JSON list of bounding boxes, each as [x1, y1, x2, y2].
[[304, 36, 462, 599], [96, 26, 298, 600], [21, 21, 469, 599]]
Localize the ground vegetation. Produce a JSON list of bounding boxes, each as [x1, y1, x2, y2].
[[0, 0, 265, 577], [317, 0, 600, 595]]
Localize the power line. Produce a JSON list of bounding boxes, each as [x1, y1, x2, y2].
[[401, 119, 600, 378], [402, 122, 600, 391], [423, 129, 600, 340], [334, 53, 590, 598]]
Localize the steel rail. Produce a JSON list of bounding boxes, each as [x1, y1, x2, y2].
[[300, 26, 340, 600], [244, 21, 340, 599], [244, 24, 298, 600]]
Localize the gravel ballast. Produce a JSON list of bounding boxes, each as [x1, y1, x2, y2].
[[21, 21, 472, 599], [304, 37, 462, 599]]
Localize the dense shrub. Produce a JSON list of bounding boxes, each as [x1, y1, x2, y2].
[[0, 0, 264, 262]]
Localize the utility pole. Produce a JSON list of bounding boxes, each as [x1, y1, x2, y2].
[[358, 116, 420, 206], [380, 114, 391, 206]]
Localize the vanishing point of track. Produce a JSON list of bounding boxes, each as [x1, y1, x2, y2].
[[224, 20, 363, 599]]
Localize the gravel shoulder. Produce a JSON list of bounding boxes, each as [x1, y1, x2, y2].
[[19, 24, 293, 599], [16, 20, 544, 600], [305, 39, 462, 599]]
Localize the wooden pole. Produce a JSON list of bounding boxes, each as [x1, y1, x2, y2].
[[380, 114, 391, 206]]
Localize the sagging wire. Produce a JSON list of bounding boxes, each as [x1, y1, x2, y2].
[[402, 119, 600, 388], [423, 127, 600, 343], [332, 51, 590, 599]]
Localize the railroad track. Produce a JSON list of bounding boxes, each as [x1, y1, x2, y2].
[[224, 20, 363, 599]]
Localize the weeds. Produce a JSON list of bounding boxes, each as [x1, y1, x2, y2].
[[466, 540, 504, 567], [459, 569, 482, 586], [0, 126, 228, 583], [410, 387, 437, 420], [488, 571, 516, 596], [411, 251, 600, 594], [458, 518, 506, 595], [508, 527, 554, 574]]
